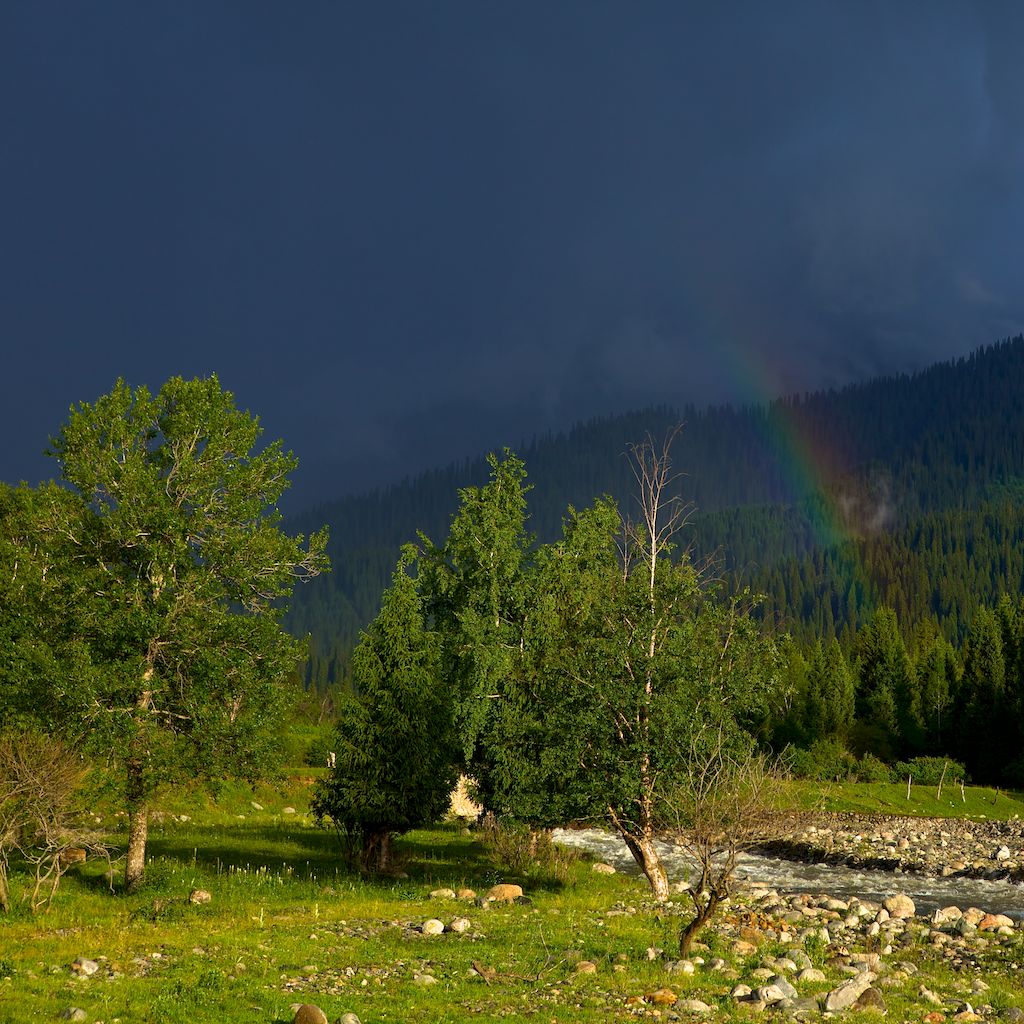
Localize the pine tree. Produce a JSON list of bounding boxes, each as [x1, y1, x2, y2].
[[312, 547, 457, 871]]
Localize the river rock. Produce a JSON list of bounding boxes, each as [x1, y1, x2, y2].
[[291, 1005, 328, 1024], [756, 984, 789, 1004], [592, 862, 616, 874], [796, 967, 826, 982], [853, 987, 887, 1013], [486, 883, 523, 902], [824, 972, 877, 1011], [883, 894, 915, 918], [979, 913, 1014, 931], [648, 988, 678, 1005], [59, 1011, 87, 1022], [430, 888, 456, 900], [676, 999, 713, 1013], [766, 975, 798, 999], [189, 889, 212, 904], [421, 918, 445, 935], [933, 906, 962, 927], [71, 958, 99, 977], [338, 1015, 362, 1024], [448, 917, 472, 933]]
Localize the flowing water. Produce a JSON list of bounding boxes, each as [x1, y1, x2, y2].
[[553, 828, 1024, 919]]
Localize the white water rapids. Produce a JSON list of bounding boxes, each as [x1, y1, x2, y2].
[[553, 828, 1024, 919]]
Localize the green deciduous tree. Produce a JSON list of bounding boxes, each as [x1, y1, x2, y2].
[[419, 450, 533, 812], [312, 547, 457, 871], [34, 376, 328, 890], [426, 436, 780, 901]]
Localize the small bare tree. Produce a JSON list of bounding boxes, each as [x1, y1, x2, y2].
[[0, 731, 108, 912], [669, 724, 792, 956]]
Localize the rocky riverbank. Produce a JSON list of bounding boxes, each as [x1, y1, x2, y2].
[[627, 882, 1024, 1018], [766, 813, 1024, 882]]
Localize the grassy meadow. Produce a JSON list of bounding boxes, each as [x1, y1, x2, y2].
[[4, 776, 1024, 1023]]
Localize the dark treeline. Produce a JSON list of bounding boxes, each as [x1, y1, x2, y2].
[[288, 336, 1024, 690], [771, 595, 1024, 787]]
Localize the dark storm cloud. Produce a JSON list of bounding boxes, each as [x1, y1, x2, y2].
[[2, 2, 1023, 503]]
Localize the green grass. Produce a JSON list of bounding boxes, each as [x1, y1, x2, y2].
[[3, 775, 1024, 1022], [784, 779, 1024, 819]]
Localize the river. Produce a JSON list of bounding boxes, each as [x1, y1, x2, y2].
[[552, 827, 1024, 919]]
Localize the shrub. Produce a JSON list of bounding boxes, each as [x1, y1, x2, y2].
[[480, 817, 580, 885], [855, 753, 894, 783], [787, 739, 856, 782], [0, 730, 108, 912], [892, 757, 967, 787]]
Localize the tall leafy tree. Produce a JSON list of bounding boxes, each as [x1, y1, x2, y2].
[[38, 376, 328, 890], [419, 450, 533, 809], [482, 437, 778, 900], [312, 548, 457, 871]]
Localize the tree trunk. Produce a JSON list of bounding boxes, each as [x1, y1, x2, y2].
[[125, 798, 148, 893], [679, 892, 720, 957], [363, 829, 393, 873], [0, 865, 9, 913], [620, 829, 670, 902]]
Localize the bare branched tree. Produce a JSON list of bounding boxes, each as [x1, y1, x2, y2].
[[605, 428, 697, 902], [0, 731, 109, 912], [668, 724, 793, 956]]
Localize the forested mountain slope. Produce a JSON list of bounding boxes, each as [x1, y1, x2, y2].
[[287, 336, 1024, 689]]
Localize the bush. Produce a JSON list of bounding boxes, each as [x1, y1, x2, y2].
[[787, 739, 856, 782], [892, 757, 967, 787], [0, 729, 107, 913], [854, 753, 894, 783], [480, 817, 580, 885]]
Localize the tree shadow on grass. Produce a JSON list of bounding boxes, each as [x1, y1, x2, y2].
[[143, 821, 571, 894]]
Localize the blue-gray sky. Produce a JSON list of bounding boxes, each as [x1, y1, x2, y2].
[[3, 2, 1023, 507]]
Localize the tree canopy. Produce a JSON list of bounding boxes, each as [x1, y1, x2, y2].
[[6, 376, 329, 889]]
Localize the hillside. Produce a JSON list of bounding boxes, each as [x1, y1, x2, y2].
[[287, 336, 1024, 689]]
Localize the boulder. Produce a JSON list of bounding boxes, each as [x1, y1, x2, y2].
[[824, 972, 876, 1012], [189, 889, 212, 904], [647, 988, 677, 1005], [882, 894, 915, 919], [485, 883, 524, 902], [853, 987, 887, 1013], [592, 862, 616, 874], [932, 906, 962, 927], [291, 1006, 328, 1024], [70, 958, 99, 977], [429, 888, 456, 900], [676, 999, 713, 1013], [421, 919, 445, 935], [978, 913, 1014, 931]]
